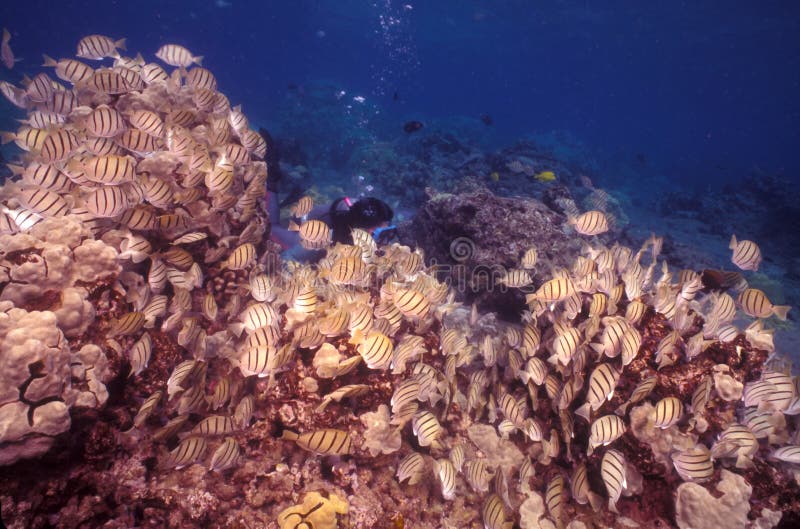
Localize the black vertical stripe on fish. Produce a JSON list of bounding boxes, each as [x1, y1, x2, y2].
[[165, 436, 207, 469], [397, 452, 426, 484], [19, 186, 69, 217], [85, 185, 128, 217], [601, 449, 626, 513], [191, 415, 235, 436], [209, 437, 240, 471], [545, 474, 565, 523], [671, 447, 714, 482], [482, 493, 511, 529]]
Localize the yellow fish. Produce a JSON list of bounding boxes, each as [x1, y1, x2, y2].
[[535, 170, 556, 182], [490, 171, 500, 182]]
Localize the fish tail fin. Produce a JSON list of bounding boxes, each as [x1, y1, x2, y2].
[[227, 322, 244, 337], [2, 28, 9, 43], [606, 299, 618, 315], [772, 305, 791, 321], [348, 327, 365, 346], [0, 131, 16, 144], [193, 55, 204, 66], [6, 163, 23, 176], [167, 69, 182, 92], [314, 399, 330, 413], [42, 54, 57, 68], [134, 52, 144, 64], [574, 403, 591, 422], [729, 234, 738, 250], [115, 38, 127, 51], [288, 220, 300, 232], [589, 342, 605, 356], [735, 453, 754, 469], [280, 429, 298, 441], [587, 491, 603, 512]]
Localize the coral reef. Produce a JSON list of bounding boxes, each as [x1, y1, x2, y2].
[[0, 217, 118, 465], [277, 491, 348, 529], [661, 173, 800, 266], [346, 133, 613, 219], [675, 469, 751, 529], [398, 187, 588, 318], [0, 40, 799, 529]]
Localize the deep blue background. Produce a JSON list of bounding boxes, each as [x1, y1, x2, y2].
[[1, 0, 798, 187]]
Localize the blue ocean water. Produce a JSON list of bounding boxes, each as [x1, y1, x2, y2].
[[2, 0, 798, 184]]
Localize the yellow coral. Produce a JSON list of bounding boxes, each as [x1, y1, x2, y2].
[[277, 491, 348, 529]]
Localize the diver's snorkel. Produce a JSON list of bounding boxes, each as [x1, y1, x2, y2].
[[373, 225, 397, 244]]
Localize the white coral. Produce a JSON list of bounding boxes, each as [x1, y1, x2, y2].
[[73, 239, 120, 283], [0, 216, 118, 464], [519, 491, 556, 529], [0, 308, 72, 465], [629, 402, 697, 469], [53, 287, 95, 337], [29, 214, 89, 248], [68, 344, 110, 408], [0, 308, 70, 404], [360, 404, 401, 457], [0, 216, 119, 308], [675, 469, 752, 529], [0, 303, 112, 465], [467, 423, 524, 470]]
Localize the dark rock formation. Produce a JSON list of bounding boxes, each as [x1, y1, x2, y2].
[[399, 187, 588, 320]]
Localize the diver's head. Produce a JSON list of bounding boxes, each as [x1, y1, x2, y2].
[[330, 196, 394, 243], [349, 197, 394, 230]]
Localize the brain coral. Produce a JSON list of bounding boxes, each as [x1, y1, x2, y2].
[[0, 216, 119, 465]]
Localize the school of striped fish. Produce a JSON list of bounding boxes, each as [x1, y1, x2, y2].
[[1, 36, 799, 529]]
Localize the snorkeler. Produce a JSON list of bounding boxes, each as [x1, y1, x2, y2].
[[260, 129, 396, 260]]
